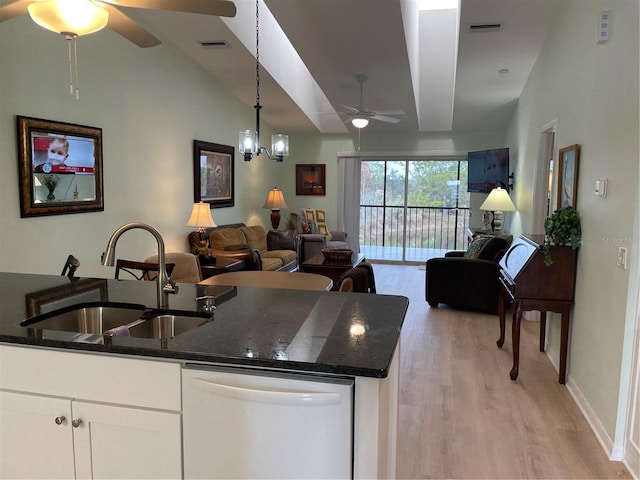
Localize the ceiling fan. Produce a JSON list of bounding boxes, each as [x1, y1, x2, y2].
[[340, 74, 404, 129], [0, 0, 237, 47]]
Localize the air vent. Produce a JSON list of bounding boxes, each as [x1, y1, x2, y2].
[[199, 40, 230, 49], [467, 22, 503, 33]]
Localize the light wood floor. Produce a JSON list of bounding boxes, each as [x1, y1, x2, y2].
[[372, 263, 631, 480]]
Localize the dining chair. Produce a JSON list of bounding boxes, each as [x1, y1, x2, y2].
[[115, 259, 176, 281]]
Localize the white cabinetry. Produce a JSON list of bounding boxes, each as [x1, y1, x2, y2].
[[0, 345, 182, 479]]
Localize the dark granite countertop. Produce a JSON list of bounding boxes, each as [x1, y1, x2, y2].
[[0, 273, 408, 378]]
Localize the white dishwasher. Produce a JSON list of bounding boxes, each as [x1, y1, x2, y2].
[[182, 365, 354, 479]]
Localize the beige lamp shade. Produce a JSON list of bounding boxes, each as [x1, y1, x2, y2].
[[28, 0, 109, 36], [263, 188, 288, 230], [480, 187, 516, 212], [262, 188, 288, 210], [186, 202, 216, 229]]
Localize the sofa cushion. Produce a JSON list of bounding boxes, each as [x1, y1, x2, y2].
[[260, 257, 284, 271], [210, 228, 246, 250], [267, 230, 296, 251], [240, 226, 268, 253], [464, 236, 491, 259], [476, 236, 512, 261], [263, 249, 297, 266]]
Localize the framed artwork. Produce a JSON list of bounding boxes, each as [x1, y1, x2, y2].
[[296, 164, 326, 196], [193, 140, 234, 208], [17, 116, 104, 218], [557, 144, 580, 209]]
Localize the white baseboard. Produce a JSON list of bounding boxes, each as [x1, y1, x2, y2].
[[623, 435, 639, 480], [544, 347, 625, 462]]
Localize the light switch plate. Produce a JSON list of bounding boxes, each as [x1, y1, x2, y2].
[[595, 179, 607, 197]]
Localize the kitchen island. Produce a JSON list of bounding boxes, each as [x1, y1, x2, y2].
[[0, 272, 408, 479]]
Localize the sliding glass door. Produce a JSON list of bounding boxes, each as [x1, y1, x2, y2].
[[360, 159, 469, 262]]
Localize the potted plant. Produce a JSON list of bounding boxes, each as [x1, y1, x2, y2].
[[41, 174, 59, 200], [543, 206, 581, 266]]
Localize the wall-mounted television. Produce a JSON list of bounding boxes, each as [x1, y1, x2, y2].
[[467, 147, 510, 193]]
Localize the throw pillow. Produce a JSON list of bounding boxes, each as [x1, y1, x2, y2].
[[464, 236, 491, 259], [314, 209, 332, 240]]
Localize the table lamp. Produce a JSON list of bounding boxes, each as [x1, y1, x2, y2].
[[186, 202, 216, 256], [479, 187, 516, 234], [263, 187, 288, 230]]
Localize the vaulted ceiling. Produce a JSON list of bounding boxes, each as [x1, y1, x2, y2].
[[3, 0, 560, 135]]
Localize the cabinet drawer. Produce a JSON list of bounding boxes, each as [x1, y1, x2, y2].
[[0, 345, 180, 411]]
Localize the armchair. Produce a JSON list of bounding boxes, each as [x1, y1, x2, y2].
[[289, 209, 348, 263], [425, 235, 512, 314]]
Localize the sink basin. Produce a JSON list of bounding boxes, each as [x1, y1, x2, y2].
[[127, 311, 211, 339], [21, 302, 212, 340], [21, 302, 148, 335]]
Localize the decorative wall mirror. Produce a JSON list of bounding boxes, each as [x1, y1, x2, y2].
[[17, 116, 104, 217]]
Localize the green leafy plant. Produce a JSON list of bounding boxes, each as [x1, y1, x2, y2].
[[41, 174, 59, 192], [543, 207, 581, 266]]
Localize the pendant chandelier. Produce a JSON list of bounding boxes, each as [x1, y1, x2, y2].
[[238, 0, 289, 163]]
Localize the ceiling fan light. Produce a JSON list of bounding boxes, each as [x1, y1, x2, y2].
[[352, 117, 369, 129], [28, 0, 109, 36]]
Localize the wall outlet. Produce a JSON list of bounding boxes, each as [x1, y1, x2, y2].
[[618, 247, 627, 270]]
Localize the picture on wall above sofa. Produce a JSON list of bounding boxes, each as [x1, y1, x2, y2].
[[193, 140, 234, 208]]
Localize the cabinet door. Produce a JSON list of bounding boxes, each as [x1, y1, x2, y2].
[[0, 390, 75, 479], [72, 401, 182, 479]]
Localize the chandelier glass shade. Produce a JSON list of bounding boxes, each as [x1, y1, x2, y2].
[[28, 0, 109, 36]]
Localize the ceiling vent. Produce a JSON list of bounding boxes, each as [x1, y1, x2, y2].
[[199, 40, 230, 49], [467, 22, 503, 33]]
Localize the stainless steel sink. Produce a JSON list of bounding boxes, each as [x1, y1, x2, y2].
[[127, 312, 211, 339], [21, 302, 148, 335], [21, 302, 211, 340]]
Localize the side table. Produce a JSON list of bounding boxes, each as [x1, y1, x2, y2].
[[300, 252, 366, 291], [199, 257, 246, 280]]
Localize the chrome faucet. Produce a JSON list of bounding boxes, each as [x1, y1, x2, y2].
[[101, 222, 178, 308]]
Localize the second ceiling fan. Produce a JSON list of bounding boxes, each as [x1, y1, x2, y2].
[[341, 74, 404, 129]]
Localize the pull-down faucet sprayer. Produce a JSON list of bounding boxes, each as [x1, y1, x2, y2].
[[101, 222, 178, 308]]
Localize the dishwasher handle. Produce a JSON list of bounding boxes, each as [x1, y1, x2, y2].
[[189, 377, 343, 406]]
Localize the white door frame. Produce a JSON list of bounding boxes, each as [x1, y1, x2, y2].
[[532, 119, 558, 234]]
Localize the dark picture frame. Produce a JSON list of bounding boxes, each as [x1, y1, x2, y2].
[[17, 116, 104, 218], [557, 144, 580, 209], [193, 140, 234, 208], [296, 164, 326, 196]]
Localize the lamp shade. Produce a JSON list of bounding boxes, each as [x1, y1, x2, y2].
[[262, 188, 288, 210], [186, 202, 216, 229], [480, 187, 516, 212], [28, 0, 109, 36]]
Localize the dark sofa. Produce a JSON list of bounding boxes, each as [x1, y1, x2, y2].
[[424, 235, 512, 314]]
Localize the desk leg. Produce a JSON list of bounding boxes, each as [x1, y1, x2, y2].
[[510, 301, 523, 381], [497, 288, 506, 348], [559, 304, 571, 384], [539, 312, 547, 352]]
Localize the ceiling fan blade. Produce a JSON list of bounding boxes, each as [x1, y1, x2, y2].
[[103, 4, 160, 47], [0, 0, 30, 23], [339, 104, 361, 114], [371, 114, 402, 124], [374, 109, 405, 116], [104, 0, 236, 18]]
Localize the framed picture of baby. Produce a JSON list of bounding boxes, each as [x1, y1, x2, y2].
[[193, 140, 234, 208], [17, 115, 104, 218]]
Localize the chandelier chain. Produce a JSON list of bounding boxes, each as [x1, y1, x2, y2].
[[255, 0, 260, 106]]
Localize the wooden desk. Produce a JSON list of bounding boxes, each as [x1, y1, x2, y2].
[[496, 235, 577, 384], [300, 252, 366, 291], [198, 271, 333, 291]]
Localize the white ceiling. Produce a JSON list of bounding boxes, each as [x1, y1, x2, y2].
[[8, 0, 561, 135]]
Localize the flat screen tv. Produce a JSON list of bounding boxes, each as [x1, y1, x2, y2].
[[467, 147, 510, 193]]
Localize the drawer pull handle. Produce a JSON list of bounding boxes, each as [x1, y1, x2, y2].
[[54, 416, 66, 425], [72, 418, 83, 428]]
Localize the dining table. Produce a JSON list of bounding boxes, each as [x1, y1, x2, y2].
[[198, 270, 333, 291]]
